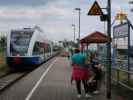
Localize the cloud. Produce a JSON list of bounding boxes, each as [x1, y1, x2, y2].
[[0, 0, 132, 42], [0, 0, 75, 41], [0, 0, 50, 6], [0, 5, 73, 21]]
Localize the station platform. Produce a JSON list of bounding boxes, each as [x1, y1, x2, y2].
[[29, 57, 122, 100], [0, 57, 126, 100]]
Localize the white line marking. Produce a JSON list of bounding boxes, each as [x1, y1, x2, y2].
[[25, 58, 57, 100]]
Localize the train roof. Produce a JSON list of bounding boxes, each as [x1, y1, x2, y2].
[[36, 31, 51, 44], [11, 28, 34, 33], [11, 27, 51, 44]]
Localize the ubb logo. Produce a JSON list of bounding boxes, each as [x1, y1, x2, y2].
[[13, 57, 21, 64]]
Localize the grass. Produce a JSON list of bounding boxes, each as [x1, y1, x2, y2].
[[112, 69, 133, 100], [112, 69, 133, 87], [0, 49, 9, 72], [112, 69, 133, 99]]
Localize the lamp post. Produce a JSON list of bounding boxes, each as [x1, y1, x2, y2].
[[72, 24, 76, 42], [75, 8, 81, 48]]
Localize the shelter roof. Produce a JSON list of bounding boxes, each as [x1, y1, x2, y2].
[[80, 31, 111, 44]]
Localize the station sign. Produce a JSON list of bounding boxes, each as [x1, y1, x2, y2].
[[88, 1, 103, 16], [113, 23, 129, 38]]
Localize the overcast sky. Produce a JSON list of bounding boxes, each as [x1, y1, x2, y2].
[[0, 0, 132, 42]]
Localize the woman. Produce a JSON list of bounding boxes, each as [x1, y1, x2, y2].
[[71, 48, 92, 98]]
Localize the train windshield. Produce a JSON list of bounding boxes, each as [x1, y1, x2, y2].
[[10, 31, 33, 56]]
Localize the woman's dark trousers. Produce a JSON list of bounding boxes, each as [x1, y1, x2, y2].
[[75, 80, 89, 94]]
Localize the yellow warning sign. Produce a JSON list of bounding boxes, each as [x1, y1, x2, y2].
[[88, 1, 103, 16]]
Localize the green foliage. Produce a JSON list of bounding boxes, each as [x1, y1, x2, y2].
[[0, 36, 7, 70], [0, 36, 6, 50], [59, 40, 78, 48], [0, 50, 7, 71]]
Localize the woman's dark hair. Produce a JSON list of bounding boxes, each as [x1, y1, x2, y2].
[[74, 48, 80, 53]]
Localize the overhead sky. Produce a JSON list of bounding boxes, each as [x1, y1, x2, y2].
[[0, 0, 132, 42]]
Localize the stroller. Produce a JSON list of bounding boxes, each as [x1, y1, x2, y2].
[[88, 79, 97, 92]]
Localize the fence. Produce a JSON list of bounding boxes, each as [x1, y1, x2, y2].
[[112, 66, 133, 91], [100, 58, 133, 92]]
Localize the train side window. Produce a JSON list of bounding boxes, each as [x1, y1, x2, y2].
[[33, 42, 44, 55]]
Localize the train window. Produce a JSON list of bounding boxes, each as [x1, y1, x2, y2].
[[33, 42, 44, 55], [45, 44, 51, 53], [10, 31, 33, 56]]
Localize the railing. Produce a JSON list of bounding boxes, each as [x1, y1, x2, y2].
[[112, 67, 133, 91], [99, 58, 133, 92]]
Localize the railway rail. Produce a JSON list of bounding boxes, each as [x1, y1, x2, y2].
[[0, 53, 59, 93]]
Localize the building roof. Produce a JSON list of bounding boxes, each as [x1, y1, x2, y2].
[[80, 31, 111, 44]]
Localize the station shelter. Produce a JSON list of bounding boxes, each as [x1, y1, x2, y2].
[[80, 31, 111, 62]]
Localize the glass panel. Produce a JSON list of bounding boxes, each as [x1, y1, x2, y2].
[[33, 42, 44, 55], [10, 31, 33, 56]]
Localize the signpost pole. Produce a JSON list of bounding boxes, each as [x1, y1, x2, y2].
[[106, 0, 111, 99], [87, 1, 112, 98]]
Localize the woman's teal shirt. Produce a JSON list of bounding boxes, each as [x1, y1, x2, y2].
[[71, 53, 86, 66]]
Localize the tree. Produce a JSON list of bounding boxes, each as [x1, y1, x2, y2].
[[0, 36, 6, 50]]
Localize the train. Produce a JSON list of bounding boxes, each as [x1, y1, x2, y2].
[[6, 27, 57, 69]]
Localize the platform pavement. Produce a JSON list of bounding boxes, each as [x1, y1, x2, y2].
[[29, 57, 125, 100]]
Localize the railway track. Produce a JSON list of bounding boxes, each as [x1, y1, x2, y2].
[[0, 70, 28, 92], [0, 55, 58, 93]]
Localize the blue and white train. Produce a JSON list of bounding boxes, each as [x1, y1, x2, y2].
[[6, 27, 54, 69]]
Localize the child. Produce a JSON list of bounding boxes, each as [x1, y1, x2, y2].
[[89, 53, 102, 94]]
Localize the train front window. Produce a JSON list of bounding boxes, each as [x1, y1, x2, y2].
[[10, 31, 33, 56]]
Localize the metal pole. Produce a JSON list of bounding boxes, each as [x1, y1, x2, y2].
[[127, 22, 130, 84], [79, 9, 81, 47], [74, 25, 76, 42], [87, 43, 88, 56], [127, 18, 133, 30], [106, 0, 111, 99], [72, 24, 76, 42], [127, 19, 133, 83], [75, 8, 81, 48]]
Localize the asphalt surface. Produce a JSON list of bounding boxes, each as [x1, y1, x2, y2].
[[0, 57, 56, 100], [0, 57, 124, 100]]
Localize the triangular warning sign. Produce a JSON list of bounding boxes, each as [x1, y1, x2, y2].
[[88, 1, 103, 16]]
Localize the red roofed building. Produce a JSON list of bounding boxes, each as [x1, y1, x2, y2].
[[80, 31, 111, 51], [80, 31, 110, 44]]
